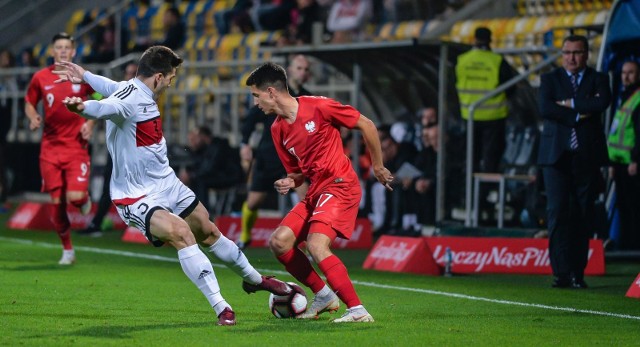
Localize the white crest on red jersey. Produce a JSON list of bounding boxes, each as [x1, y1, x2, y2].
[[305, 120, 316, 133], [72, 84, 81, 93]]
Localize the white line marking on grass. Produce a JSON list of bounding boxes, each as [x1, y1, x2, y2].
[[2, 236, 639, 321]]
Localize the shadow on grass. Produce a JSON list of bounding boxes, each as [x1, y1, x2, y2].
[[28, 322, 214, 340], [5, 264, 73, 271]]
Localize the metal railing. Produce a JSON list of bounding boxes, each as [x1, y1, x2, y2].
[[463, 48, 562, 226]]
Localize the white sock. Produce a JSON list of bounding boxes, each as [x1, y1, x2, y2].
[[178, 244, 229, 315], [316, 285, 332, 297], [207, 234, 262, 284]]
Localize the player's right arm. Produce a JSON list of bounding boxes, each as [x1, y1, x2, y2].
[[63, 96, 132, 123], [24, 74, 42, 131], [24, 102, 42, 131]]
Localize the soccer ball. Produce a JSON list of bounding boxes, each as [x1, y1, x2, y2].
[[268, 282, 308, 318]]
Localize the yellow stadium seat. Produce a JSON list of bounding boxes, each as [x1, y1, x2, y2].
[[593, 9, 609, 25], [150, 3, 170, 42], [66, 10, 86, 34]]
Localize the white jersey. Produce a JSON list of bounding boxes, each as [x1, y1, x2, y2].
[[81, 72, 175, 205]]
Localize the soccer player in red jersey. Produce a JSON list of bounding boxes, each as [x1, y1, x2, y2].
[[24, 33, 96, 265], [246, 62, 394, 323]]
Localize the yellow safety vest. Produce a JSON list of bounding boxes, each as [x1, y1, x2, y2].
[[456, 49, 508, 121], [608, 89, 640, 164]]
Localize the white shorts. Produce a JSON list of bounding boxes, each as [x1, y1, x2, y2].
[[116, 175, 198, 247]]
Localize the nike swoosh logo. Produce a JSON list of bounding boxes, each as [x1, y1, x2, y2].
[[312, 211, 324, 215], [44, 85, 55, 90], [77, 177, 87, 182], [351, 315, 368, 321], [283, 138, 292, 146]]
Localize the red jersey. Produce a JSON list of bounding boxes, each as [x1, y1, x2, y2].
[[271, 96, 360, 199], [25, 65, 94, 156]]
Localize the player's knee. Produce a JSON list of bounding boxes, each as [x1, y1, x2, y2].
[[67, 192, 88, 208], [197, 221, 222, 247], [269, 227, 295, 254]]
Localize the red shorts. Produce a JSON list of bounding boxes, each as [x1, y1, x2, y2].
[[40, 152, 90, 196], [280, 181, 361, 242]]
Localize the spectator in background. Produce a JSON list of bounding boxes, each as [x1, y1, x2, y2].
[[279, 0, 322, 46], [179, 126, 244, 214], [255, 0, 297, 32], [0, 49, 17, 211], [456, 27, 515, 174], [24, 33, 96, 264], [129, 0, 154, 52], [17, 48, 39, 90], [85, 16, 116, 63], [326, 0, 372, 43], [79, 62, 138, 237], [236, 54, 312, 249], [608, 60, 640, 250], [156, 7, 185, 50], [368, 129, 415, 235], [214, 0, 254, 35]]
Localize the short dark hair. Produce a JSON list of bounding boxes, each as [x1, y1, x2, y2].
[[563, 35, 589, 52], [52, 32, 74, 45], [197, 125, 212, 138], [137, 45, 183, 78], [246, 62, 288, 91]]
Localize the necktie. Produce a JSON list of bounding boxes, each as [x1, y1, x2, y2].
[[569, 73, 579, 150]]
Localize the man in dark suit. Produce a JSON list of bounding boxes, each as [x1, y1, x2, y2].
[[538, 35, 611, 289]]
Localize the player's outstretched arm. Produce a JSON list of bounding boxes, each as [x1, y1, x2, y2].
[[54, 61, 120, 97], [355, 114, 394, 191], [63, 96, 122, 121]]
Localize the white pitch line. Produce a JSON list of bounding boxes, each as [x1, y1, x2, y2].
[[2, 236, 639, 321]]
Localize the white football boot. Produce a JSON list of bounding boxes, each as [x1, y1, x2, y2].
[[297, 291, 340, 319], [58, 249, 76, 265], [332, 306, 374, 323]]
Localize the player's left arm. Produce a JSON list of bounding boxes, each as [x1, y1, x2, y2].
[[355, 114, 394, 191]]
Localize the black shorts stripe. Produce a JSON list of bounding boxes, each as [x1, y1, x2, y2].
[[145, 206, 166, 247], [179, 197, 199, 219]]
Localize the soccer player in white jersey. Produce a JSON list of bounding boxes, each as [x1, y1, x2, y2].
[[54, 46, 291, 326]]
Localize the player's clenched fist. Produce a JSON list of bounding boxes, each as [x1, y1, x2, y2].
[[274, 177, 295, 195], [63, 96, 86, 114]]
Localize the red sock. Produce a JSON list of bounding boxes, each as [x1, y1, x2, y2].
[[277, 247, 325, 293], [318, 255, 361, 308], [50, 203, 72, 250]]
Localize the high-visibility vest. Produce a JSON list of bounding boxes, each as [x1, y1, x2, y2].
[[608, 89, 640, 164], [456, 49, 508, 121]]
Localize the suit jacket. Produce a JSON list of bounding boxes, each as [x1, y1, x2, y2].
[[537, 67, 611, 167]]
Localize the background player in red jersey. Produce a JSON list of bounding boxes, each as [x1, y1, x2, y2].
[[24, 32, 96, 265], [246, 62, 393, 323]]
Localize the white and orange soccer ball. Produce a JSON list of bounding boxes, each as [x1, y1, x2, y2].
[[268, 282, 308, 318]]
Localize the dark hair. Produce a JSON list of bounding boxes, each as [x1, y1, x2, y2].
[[563, 35, 589, 52], [166, 7, 181, 20], [137, 45, 183, 78], [51, 32, 74, 45], [198, 125, 212, 138], [246, 62, 288, 91]]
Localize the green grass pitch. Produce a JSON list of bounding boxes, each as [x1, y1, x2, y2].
[[1, 218, 639, 346]]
